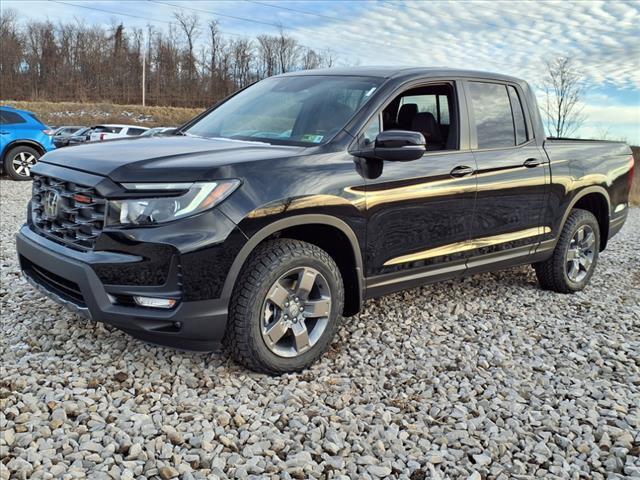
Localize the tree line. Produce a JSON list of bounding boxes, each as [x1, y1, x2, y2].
[[0, 10, 336, 108]]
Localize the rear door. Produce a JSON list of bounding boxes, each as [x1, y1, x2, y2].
[[463, 80, 549, 269], [0, 110, 25, 153], [363, 80, 478, 296]]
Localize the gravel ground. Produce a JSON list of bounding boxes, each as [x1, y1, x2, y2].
[[1, 178, 639, 480]]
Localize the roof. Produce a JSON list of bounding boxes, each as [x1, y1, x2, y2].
[[93, 124, 149, 129], [0, 105, 35, 115], [277, 66, 524, 84]]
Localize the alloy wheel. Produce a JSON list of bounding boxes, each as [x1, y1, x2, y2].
[[12, 152, 37, 177], [566, 225, 596, 283], [260, 266, 332, 358]]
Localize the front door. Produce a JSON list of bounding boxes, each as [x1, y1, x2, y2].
[[463, 81, 548, 269], [362, 81, 478, 296]]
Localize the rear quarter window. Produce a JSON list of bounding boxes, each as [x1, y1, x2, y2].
[[126, 128, 147, 136], [0, 111, 27, 125], [508, 86, 529, 145]]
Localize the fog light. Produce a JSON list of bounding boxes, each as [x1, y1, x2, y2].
[[133, 296, 177, 309]]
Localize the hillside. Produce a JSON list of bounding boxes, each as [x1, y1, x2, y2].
[[0, 100, 203, 129]]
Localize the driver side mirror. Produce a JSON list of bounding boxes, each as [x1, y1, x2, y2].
[[353, 130, 426, 162]]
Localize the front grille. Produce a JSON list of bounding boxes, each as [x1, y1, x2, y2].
[[31, 174, 106, 250]]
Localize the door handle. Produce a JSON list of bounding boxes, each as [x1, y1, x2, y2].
[[523, 158, 542, 168], [0, 131, 9, 135], [450, 165, 474, 178]]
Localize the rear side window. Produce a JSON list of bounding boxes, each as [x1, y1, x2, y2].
[[0, 111, 26, 125], [467, 82, 514, 149], [508, 86, 528, 145], [127, 128, 146, 136]]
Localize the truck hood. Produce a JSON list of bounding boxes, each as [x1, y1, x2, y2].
[[39, 135, 306, 182]]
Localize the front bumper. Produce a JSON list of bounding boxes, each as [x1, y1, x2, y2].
[[16, 226, 228, 351]]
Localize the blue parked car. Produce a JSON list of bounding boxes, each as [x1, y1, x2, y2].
[[1, 106, 56, 180]]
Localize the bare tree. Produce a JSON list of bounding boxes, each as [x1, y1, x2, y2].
[[174, 12, 199, 85], [230, 38, 254, 88], [0, 12, 343, 107], [300, 47, 321, 70], [256, 34, 278, 77], [276, 27, 299, 74], [0, 9, 25, 99], [320, 48, 336, 68], [542, 57, 587, 138]]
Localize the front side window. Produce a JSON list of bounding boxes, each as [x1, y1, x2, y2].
[[381, 83, 457, 151], [467, 82, 515, 149], [187, 75, 382, 146]]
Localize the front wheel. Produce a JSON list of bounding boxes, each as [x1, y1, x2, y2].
[[225, 239, 344, 374], [4, 145, 41, 180], [534, 208, 600, 293]]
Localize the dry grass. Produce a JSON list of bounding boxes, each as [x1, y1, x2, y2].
[[0, 100, 203, 129], [631, 146, 640, 206]]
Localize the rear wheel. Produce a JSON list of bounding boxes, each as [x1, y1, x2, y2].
[[225, 239, 344, 374], [4, 145, 40, 180], [534, 209, 600, 293]]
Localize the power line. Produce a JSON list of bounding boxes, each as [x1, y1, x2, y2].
[[50, 0, 173, 24], [48, 0, 250, 38], [149, 0, 285, 29], [245, 0, 349, 23], [47, 0, 349, 63], [146, 0, 354, 58]]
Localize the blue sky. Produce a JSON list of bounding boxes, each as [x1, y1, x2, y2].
[[3, 0, 640, 144]]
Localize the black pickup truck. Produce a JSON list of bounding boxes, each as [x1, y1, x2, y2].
[[16, 67, 634, 373]]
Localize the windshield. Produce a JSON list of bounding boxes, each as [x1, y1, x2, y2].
[[186, 75, 382, 146]]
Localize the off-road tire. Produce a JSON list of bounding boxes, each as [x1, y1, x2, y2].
[[534, 208, 600, 293], [225, 238, 344, 374]]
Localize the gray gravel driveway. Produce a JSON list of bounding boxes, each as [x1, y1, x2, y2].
[[1, 179, 638, 479]]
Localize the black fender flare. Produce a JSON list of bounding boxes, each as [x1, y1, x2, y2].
[[220, 214, 365, 305], [558, 185, 611, 248]]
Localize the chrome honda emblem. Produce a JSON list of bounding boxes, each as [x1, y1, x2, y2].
[[42, 190, 62, 219]]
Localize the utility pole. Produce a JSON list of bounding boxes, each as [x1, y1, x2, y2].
[[142, 51, 146, 106], [142, 25, 149, 107]]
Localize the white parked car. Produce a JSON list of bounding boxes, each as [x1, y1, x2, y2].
[[89, 124, 149, 142]]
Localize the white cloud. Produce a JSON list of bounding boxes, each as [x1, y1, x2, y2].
[[289, 0, 640, 143], [291, 0, 640, 89]]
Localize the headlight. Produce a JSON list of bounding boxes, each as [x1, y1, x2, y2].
[[106, 180, 240, 226]]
